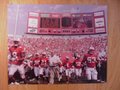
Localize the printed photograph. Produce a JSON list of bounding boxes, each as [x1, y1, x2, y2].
[[8, 5, 107, 84]]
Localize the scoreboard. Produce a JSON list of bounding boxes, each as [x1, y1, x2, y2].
[[27, 11, 106, 35]]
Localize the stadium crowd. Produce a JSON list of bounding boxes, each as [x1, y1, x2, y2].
[[8, 35, 107, 57]]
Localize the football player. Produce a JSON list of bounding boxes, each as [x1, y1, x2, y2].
[[39, 52, 49, 83], [73, 55, 83, 80], [82, 47, 98, 82], [31, 53, 40, 81], [8, 39, 26, 84], [63, 56, 74, 83]]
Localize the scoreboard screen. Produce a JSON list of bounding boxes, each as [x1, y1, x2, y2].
[[62, 17, 72, 28], [72, 14, 94, 34], [40, 18, 60, 28], [27, 11, 106, 35]]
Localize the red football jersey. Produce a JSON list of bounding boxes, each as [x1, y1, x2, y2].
[[40, 57, 49, 67], [83, 54, 98, 68], [9, 45, 25, 65], [32, 57, 40, 67], [74, 59, 82, 69], [63, 61, 73, 69]]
